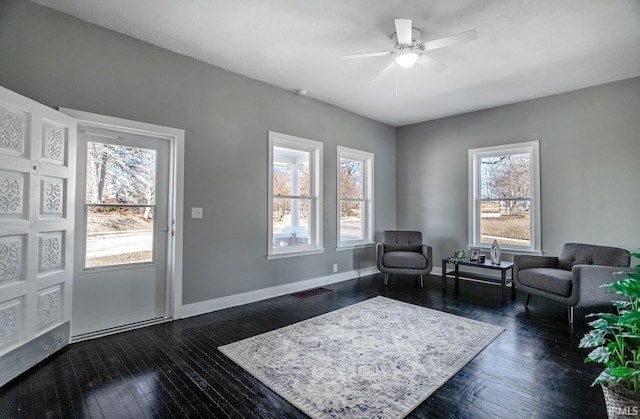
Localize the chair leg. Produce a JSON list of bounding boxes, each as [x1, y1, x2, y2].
[[383, 273, 389, 286], [418, 275, 424, 288], [568, 306, 574, 324], [524, 293, 532, 307]]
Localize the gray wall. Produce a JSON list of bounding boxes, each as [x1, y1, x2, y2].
[[0, 0, 397, 305], [397, 77, 640, 262]]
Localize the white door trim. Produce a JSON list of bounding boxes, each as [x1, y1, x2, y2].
[[60, 108, 184, 322]]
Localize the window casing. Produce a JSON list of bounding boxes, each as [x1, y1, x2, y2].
[[468, 141, 541, 254], [268, 131, 323, 258], [337, 146, 374, 249]]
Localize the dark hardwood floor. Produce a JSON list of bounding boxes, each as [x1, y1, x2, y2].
[[0, 273, 609, 418]]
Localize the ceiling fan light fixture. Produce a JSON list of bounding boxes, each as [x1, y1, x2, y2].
[[395, 52, 419, 68]]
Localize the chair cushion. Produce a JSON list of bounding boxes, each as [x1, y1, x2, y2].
[[557, 243, 630, 270], [382, 231, 423, 253], [382, 251, 427, 270], [518, 268, 573, 297]]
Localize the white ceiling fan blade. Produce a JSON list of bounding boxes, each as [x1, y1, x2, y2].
[[417, 54, 447, 73], [342, 51, 392, 59], [422, 29, 478, 51], [373, 61, 396, 82], [394, 19, 413, 46]]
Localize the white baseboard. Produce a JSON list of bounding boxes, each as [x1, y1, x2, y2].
[[180, 266, 379, 319]]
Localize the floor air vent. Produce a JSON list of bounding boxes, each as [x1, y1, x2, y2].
[[290, 288, 333, 299]]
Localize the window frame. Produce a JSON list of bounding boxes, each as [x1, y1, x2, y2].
[[268, 131, 323, 259], [336, 146, 374, 250], [468, 140, 541, 255]]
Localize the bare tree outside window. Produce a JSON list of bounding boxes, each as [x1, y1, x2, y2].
[[479, 153, 531, 246], [86, 142, 156, 206], [339, 158, 364, 240], [470, 141, 540, 253], [272, 146, 312, 248], [85, 140, 157, 267], [337, 147, 373, 247]]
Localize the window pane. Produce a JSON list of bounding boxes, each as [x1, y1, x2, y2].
[[273, 146, 310, 197], [479, 152, 531, 248], [269, 132, 323, 256], [480, 153, 530, 199], [272, 197, 311, 249], [85, 206, 154, 267], [86, 141, 157, 205], [339, 158, 363, 199], [480, 199, 530, 247], [340, 200, 363, 240]]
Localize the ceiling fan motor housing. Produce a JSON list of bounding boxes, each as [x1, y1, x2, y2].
[[392, 28, 422, 48]]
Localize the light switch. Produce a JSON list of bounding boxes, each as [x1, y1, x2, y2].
[[191, 207, 203, 218]]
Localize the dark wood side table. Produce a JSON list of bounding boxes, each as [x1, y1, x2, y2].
[[441, 258, 515, 303]]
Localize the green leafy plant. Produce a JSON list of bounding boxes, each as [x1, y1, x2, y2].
[[579, 252, 640, 392], [447, 249, 467, 264]]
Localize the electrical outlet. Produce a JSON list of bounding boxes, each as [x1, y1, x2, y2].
[[333, 264, 338, 273], [191, 207, 203, 218]]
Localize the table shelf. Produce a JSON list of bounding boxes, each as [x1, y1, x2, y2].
[[444, 270, 511, 285], [441, 259, 515, 303]]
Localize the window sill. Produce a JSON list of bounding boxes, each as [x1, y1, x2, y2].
[[267, 248, 325, 260], [336, 242, 375, 251], [468, 245, 542, 256]]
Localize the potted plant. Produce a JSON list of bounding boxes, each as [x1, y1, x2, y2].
[[579, 252, 640, 418]]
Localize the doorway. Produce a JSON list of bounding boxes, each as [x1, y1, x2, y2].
[[0, 88, 183, 386], [63, 109, 184, 340]]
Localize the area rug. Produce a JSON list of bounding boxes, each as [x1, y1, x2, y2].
[[218, 296, 504, 418]]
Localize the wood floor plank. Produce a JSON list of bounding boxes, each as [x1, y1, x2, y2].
[[0, 273, 609, 418]]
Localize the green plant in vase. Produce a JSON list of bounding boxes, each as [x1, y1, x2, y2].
[[579, 252, 640, 416]]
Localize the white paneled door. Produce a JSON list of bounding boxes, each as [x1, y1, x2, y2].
[[0, 86, 76, 387]]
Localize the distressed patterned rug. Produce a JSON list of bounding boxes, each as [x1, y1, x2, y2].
[[218, 296, 504, 418]]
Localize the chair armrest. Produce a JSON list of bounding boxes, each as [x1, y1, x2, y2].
[[420, 244, 431, 258], [572, 265, 636, 306], [421, 244, 433, 273], [513, 255, 558, 282], [376, 243, 385, 270]]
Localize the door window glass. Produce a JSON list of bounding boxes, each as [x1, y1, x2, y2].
[[84, 141, 157, 268]]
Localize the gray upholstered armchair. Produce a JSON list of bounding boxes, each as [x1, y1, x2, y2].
[[514, 243, 631, 323], [376, 231, 433, 288]]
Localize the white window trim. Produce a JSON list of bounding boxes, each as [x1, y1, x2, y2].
[[336, 146, 374, 250], [468, 141, 541, 255], [268, 131, 324, 259]]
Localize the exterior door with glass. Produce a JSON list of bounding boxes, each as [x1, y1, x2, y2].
[[72, 128, 170, 338]]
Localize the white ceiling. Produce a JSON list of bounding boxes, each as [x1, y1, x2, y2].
[[31, 0, 640, 127]]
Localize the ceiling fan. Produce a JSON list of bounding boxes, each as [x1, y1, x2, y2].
[[343, 19, 477, 82]]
